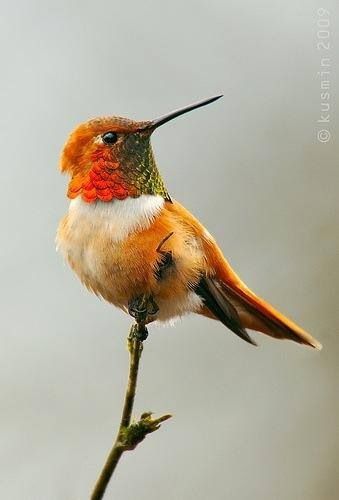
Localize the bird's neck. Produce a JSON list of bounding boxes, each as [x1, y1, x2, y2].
[[67, 148, 171, 204]]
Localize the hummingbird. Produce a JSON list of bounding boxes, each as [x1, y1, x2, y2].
[[57, 95, 322, 349]]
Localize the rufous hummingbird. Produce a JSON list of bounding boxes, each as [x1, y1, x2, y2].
[[57, 95, 322, 349]]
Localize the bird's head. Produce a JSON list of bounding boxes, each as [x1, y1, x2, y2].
[[60, 95, 223, 203]]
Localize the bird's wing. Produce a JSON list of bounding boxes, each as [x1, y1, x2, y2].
[[166, 200, 322, 349]]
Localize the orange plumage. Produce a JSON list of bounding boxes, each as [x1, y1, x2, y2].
[[57, 96, 322, 349]]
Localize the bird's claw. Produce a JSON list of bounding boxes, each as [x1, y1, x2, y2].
[[128, 295, 159, 322], [128, 295, 159, 341]]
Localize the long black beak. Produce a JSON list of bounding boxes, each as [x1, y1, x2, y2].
[[144, 94, 223, 131]]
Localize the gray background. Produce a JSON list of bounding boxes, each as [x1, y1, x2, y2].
[[1, 1, 338, 499]]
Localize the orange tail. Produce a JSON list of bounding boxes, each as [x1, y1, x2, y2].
[[200, 239, 322, 349], [218, 280, 322, 349]]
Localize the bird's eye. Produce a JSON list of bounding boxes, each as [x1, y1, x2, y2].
[[102, 131, 118, 145]]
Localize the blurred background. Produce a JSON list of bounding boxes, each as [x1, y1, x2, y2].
[[0, 1, 338, 499]]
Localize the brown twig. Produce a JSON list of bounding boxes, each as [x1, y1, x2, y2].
[[90, 323, 171, 500]]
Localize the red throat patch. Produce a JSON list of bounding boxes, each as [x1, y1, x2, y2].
[[67, 149, 137, 203]]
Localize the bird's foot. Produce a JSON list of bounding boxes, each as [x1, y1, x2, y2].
[[128, 295, 159, 322], [128, 295, 159, 341]]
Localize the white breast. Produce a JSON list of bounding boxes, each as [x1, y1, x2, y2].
[[67, 194, 165, 242]]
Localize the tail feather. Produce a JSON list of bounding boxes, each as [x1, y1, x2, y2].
[[219, 281, 322, 349]]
